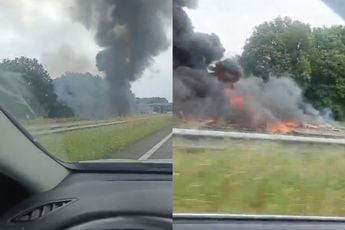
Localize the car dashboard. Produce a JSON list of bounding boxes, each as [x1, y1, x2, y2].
[[0, 171, 172, 230]]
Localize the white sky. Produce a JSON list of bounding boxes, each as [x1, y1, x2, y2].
[[0, 0, 172, 101], [0, 0, 100, 73], [186, 0, 345, 57]]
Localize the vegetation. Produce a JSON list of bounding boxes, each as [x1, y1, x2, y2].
[[0, 57, 73, 119], [174, 140, 345, 216], [37, 115, 171, 161], [240, 17, 345, 120], [136, 97, 169, 104], [0, 57, 171, 120]]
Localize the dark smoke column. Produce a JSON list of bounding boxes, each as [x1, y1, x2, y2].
[[173, 0, 228, 120], [74, 0, 171, 116], [173, 0, 224, 69]]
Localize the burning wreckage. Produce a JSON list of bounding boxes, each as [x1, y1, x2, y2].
[[173, 0, 340, 137], [175, 58, 337, 134]]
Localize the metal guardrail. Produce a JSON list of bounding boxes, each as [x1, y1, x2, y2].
[[25, 119, 113, 131], [173, 128, 345, 145], [31, 121, 127, 136], [28, 115, 170, 137]]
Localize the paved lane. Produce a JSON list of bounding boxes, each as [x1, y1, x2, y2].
[[148, 136, 172, 159], [110, 125, 172, 160]]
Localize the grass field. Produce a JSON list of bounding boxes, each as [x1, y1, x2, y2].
[[37, 115, 171, 161], [174, 139, 345, 216]]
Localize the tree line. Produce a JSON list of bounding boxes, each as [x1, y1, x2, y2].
[[0, 57, 170, 120], [0, 57, 74, 119]]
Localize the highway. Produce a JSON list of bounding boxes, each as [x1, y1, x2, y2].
[[112, 126, 172, 160]]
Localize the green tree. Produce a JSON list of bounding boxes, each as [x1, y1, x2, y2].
[[305, 26, 345, 120], [241, 17, 312, 85], [136, 97, 169, 104], [0, 57, 74, 118]]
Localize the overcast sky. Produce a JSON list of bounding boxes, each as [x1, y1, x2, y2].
[[186, 0, 345, 58], [0, 0, 172, 101]]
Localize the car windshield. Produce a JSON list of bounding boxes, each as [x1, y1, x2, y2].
[[173, 0, 345, 217], [0, 0, 172, 163]]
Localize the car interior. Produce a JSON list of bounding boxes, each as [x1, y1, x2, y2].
[[2, 106, 345, 230], [0, 107, 172, 230]]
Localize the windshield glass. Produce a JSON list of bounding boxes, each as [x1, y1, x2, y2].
[[173, 0, 345, 217], [0, 0, 172, 163]]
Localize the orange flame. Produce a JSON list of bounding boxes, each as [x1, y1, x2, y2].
[[229, 95, 244, 107], [266, 121, 298, 133], [225, 89, 303, 133]]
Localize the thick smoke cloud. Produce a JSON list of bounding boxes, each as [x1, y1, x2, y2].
[[229, 76, 325, 129], [173, 0, 235, 119], [74, 0, 171, 116], [174, 67, 224, 119], [173, 0, 224, 68], [173, 0, 330, 130]]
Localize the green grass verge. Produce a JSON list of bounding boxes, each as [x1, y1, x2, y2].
[[174, 139, 345, 216], [37, 115, 171, 162]]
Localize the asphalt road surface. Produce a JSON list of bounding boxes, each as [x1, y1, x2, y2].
[[110, 125, 172, 160]]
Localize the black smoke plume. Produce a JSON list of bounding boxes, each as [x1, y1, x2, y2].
[[173, 0, 224, 69], [74, 0, 171, 116], [173, 0, 241, 119]]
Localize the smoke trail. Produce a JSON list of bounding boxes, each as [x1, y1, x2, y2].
[[74, 0, 171, 116]]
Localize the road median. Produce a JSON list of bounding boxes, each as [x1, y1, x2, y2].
[[36, 115, 172, 161]]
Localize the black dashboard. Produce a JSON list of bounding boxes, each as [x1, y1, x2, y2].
[[0, 171, 172, 230]]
